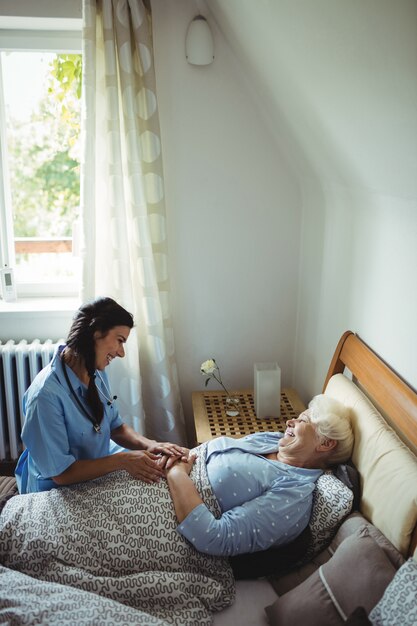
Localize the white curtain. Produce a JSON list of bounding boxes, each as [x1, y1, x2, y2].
[[81, 0, 186, 444]]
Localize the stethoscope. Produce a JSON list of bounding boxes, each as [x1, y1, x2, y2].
[[62, 359, 117, 434]]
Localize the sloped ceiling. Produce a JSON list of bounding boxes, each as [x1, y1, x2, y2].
[[207, 0, 417, 200]]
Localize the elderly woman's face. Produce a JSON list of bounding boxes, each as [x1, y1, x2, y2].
[[280, 410, 321, 456]]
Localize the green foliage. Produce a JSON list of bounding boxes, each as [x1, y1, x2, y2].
[[49, 54, 82, 101], [7, 53, 82, 238]]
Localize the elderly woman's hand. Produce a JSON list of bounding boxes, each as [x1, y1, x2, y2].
[[165, 452, 197, 476]]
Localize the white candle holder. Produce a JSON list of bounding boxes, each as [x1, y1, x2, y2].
[[254, 362, 281, 419]]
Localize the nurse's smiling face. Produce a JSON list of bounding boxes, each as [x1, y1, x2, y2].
[[93, 325, 131, 371]]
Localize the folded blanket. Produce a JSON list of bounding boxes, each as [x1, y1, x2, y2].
[[0, 443, 235, 626]]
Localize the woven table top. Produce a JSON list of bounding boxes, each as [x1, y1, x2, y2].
[[192, 388, 306, 443]]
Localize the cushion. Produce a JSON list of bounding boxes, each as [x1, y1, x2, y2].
[[325, 374, 417, 555], [265, 527, 396, 626], [0, 476, 17, 498], [334, 462, 361, 511], [369, 558, 417, 626], [270, 514, 404, 596], [230, 471, 353, 579], [0, 477, 18, 514], [325, 513, 406, 569], [345, 607, 372, 626]]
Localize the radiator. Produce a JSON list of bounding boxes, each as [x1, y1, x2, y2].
[[0, 339, 61, 461]]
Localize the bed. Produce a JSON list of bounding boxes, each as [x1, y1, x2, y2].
[[215, 330, 417, 625], [1, 330, 417, 625]]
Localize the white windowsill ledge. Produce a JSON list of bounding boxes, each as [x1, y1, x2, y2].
[[0, 297, 80, 316]]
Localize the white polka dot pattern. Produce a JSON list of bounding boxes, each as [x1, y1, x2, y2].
[[81, 0, 185, 443]]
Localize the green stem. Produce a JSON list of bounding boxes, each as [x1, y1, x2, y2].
[[211, 372, 230, 397]]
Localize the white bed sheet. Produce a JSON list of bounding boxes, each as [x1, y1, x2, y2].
[[213, 579, 277, 626]]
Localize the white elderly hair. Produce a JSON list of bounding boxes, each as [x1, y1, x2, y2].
[[308, 394, 354, 464]]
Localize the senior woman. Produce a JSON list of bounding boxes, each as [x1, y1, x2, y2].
[[15, 297, 188, 494], [166, 394, 353, 556]]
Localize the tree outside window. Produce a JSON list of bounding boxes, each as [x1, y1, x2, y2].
[[0, 50, 82, 292]]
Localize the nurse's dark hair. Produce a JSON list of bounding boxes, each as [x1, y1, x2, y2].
[[66, 297, 134, 422]]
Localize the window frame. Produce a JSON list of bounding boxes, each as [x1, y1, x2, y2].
[[0, 19, 82, 298]]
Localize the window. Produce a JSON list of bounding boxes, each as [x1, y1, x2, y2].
[[0, 21, 82, 298]]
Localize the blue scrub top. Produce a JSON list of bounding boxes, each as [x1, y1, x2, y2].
[[15, 344, 123, 494]]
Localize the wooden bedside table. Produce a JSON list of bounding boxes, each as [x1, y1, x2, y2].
[[192, 388, 306, 443]]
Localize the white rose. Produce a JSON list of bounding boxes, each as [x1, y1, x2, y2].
[[200, 359, 216, 375]]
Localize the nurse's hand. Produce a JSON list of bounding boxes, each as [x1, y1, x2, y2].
[[122, 450, 165, 484], [146, 440, 190, 467]]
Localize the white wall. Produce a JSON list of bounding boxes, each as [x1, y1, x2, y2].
[[295, 181, 417, 402], [0, 0, 81, 20], [290, 0, 417, 401], [208, 0, 417, 199], [152, 0, 301, 437], [1, 0, 302, 442], [2, 0, 416, 438], [208, 0, 417, 405]]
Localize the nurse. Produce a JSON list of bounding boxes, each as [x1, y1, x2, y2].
[[15, 297, 188, 494]]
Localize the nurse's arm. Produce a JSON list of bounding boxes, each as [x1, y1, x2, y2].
[[111, 423, 189, 465], [111, 422, 155, 450], [52, 448, 164, 486]]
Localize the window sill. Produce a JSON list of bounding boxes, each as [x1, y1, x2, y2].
[[0, 296, 80, 316], [0, 297, 80, 342]]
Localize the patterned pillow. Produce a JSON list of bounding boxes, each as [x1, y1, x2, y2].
[[307, 471, 354, 557], [369, 558, 417, 626]]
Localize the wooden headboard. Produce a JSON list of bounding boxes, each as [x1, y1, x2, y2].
[[323, 330, 417, 557], [323, 330, 417, 451]]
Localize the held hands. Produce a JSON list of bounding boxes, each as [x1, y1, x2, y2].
[[122, 442, 191, 483], [165, 452, 197, 477], [122, 450, 166, 483], [146, 440, 190, 470]]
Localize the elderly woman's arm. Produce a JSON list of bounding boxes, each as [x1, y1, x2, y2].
[[166, 458, 203, 521], [166, 460, 312, 556]]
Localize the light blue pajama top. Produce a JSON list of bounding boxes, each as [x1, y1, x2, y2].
[[15, 344, 123, 494], [178, 432, 322, 556]]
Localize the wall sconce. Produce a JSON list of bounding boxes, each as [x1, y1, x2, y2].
[[185, 15, 214, 65]]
